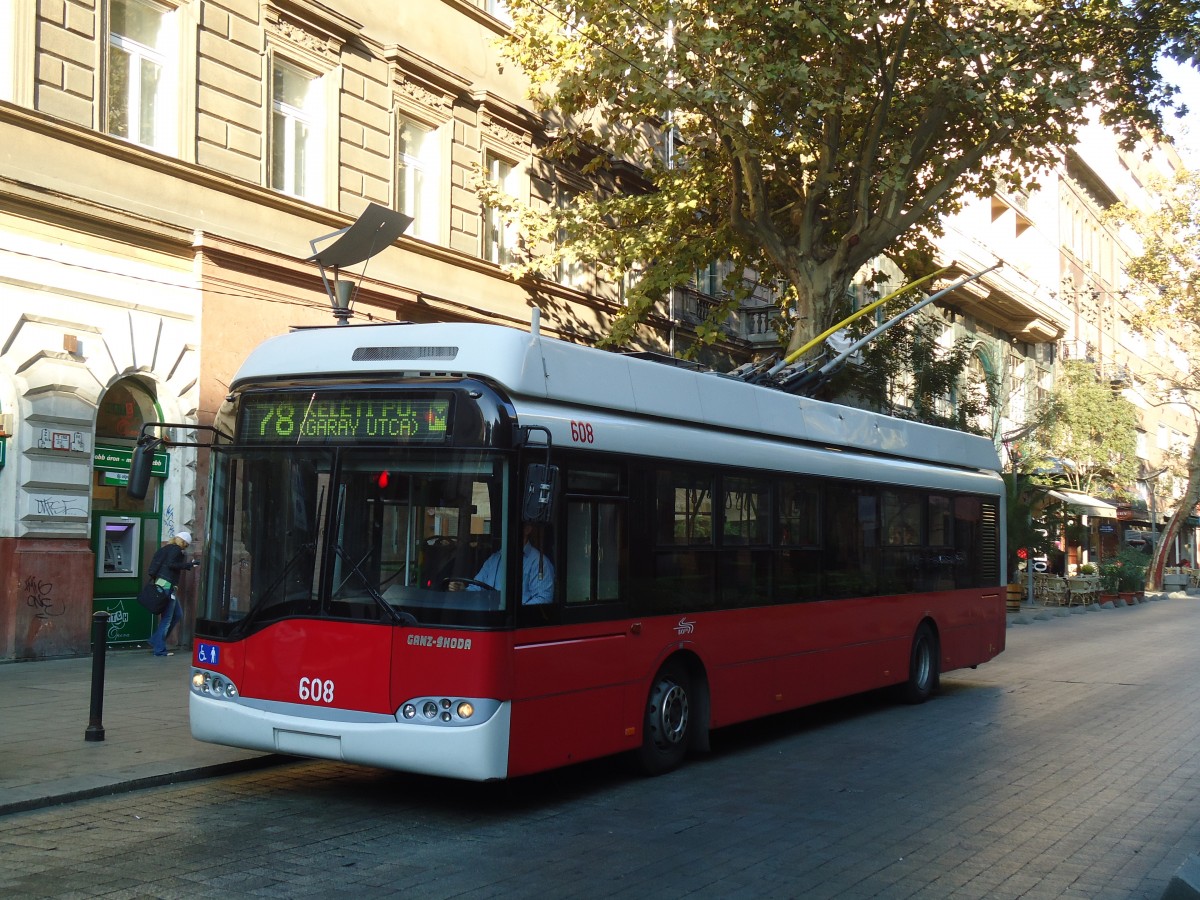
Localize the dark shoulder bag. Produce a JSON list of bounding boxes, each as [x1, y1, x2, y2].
[[136, 548, 169, 614]]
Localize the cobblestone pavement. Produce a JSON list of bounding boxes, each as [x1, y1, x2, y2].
[[2, 597, 1199, 899]]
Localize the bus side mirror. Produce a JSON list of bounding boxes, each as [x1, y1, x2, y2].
[[522, 464, 558, 524], [126, 440, 159, 500]]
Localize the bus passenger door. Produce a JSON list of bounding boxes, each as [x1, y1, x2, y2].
[[509, 491, 631, 776]]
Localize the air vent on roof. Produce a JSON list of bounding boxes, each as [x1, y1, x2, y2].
[[352, 346, 458, 362]]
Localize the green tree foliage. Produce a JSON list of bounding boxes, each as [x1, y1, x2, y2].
[[1003, 472, 1055, 581], [494, 0, 1199, 351], [1107, 169, 1200, 588], [1023, 360, 1140, 495], [826, 308, 994, 432]]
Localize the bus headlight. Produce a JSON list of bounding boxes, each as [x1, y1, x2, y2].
[[396, 696, 500, 727], [191, 669, 239, 701]]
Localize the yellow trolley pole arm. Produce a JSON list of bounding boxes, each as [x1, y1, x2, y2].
[[777, 266, 952, 370]]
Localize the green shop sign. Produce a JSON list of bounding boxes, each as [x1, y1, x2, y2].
[[0, 436, 6, 468], [93, 441, 169, 478]]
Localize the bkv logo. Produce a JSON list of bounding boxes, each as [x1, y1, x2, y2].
[[674, 617, 695, 636]]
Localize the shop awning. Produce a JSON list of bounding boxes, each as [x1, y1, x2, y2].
[[1047, 489, 1119, 519]]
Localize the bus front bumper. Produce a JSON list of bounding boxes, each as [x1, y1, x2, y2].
[[189, 691, 512, 781]]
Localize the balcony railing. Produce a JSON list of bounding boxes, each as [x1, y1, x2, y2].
[[739, 304, 781, 345], [670, 284, 783, 346]]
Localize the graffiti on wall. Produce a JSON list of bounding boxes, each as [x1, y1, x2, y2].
[[32, 495, 87, 517], [25, 574, 65, 619], [22, 573, 70, 657]]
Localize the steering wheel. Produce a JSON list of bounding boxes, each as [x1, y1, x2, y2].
[[441, 577, 496, 592]]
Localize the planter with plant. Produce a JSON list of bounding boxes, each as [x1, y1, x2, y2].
[[1115, 545, 1149, 600], [1098, 558, 1121, 601]]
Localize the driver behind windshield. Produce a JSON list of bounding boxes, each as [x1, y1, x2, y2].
[[470, 523, 554, 604]]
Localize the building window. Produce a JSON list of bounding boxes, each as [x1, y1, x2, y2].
[[270, 60, 324, 202], [0, 0, 14, 103], [397, 118, 441, 243], [695, 261, 719, 297], [556, 189, 585, 289], [618, 264, 645, 307], [483, 152, 518, 265], [107, 0, 175, 152], [485, 0, 513, 25]]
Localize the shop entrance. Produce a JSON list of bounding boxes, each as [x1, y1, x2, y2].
[[90, 379, 168, 644]]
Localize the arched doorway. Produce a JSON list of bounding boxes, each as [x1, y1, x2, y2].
[[962, 347, 997, 438], [90, 378, 166, 644]]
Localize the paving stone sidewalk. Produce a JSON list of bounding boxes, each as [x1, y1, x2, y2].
[[0, 647, 280, 816]]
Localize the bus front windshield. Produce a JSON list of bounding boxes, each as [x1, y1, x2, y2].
[[199, 448, 509, 633]]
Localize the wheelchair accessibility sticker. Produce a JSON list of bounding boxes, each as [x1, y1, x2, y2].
[[197, 642, 220, 666]]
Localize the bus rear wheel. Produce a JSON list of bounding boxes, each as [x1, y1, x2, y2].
[[899, 623, 939, 704], [638, 662, 692, 775]]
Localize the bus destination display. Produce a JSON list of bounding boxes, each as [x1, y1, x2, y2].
[[240, 394, 451, 444]]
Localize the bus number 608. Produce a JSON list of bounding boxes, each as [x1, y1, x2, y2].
[[299, 677, 334, 704], [570, 420, 594, 443]]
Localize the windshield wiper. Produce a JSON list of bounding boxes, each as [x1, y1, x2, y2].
[[231, 541, 316, 634], [232, 480, 327, 634], [332, 544, 417, 626]]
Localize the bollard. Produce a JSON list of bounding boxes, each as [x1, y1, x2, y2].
[[84, 610, 111, 742]]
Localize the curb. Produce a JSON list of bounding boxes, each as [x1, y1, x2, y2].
[[1007, 591, 1173, 626], [0, 754, 294, 818], [1162, 854, 1200, 900]]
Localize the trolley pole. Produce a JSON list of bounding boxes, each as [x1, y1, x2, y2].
[[84, 611, 111, 742]]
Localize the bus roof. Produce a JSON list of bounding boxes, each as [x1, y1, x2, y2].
[[231, 322, 1001, 473]]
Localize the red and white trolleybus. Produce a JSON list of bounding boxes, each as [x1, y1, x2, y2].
[[182, 316, 1006, 780]]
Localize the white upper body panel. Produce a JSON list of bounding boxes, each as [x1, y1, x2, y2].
[[231, 321, 1002, 475]]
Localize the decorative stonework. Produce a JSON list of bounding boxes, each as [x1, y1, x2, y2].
[[262, 1, 362, 66], [397, 78, 453, 117], [472, 90, 537, 161], [272, 17, 336, 60], [481, 116, 531, 155], [387, 45, 470, 122]]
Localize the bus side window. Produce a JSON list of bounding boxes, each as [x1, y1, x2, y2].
[[881, 489, 923, 594], [775, 479, 821, 602], [954, 496, 983, 588], [565, 499, 623, 604], [720, 476, 770, 607], [824, 484, 879, 599]]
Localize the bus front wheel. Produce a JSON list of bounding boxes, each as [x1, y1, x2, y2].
[[899, 623, 939, 704], [638, 662, 692, 775]]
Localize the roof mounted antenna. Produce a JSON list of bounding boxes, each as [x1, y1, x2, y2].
[[307, 203, 413, 325]]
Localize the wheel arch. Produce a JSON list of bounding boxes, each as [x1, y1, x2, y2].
[[655, 648, 711, 754], [917, 615, 941, 654], [919, 615, 945, 674], [898, 616, 942, 704]]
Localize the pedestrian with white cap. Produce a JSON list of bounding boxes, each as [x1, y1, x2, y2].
[[147, 531, 198, 657]]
